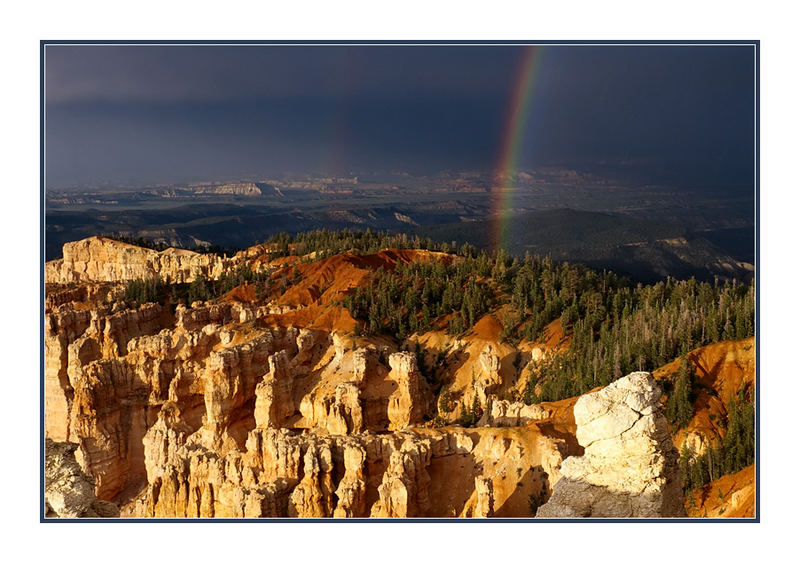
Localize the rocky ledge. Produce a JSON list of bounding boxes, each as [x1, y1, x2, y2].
[[45, 236, 233, 284]]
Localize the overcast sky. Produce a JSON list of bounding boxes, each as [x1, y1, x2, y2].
[[45, 44, 755, 191]]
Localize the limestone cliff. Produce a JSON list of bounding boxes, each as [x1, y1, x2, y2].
[[45, 236, 233, 284]]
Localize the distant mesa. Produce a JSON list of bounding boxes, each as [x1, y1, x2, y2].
[[186, 182, 263, 196]]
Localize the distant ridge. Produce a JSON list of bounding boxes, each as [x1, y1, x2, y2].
[[412, 208, 753, 283]]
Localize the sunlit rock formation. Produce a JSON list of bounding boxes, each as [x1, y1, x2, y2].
[[536, 372, 686, 518]]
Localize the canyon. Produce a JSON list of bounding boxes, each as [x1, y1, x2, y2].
[[43, 236, 755, 518]]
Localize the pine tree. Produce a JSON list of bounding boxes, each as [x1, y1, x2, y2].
[[666, 356, 695, 428], [679, 442, 694, 492], [438, 387, 452, 414], [459, 401, 471, 427], [471, 393, 483, 424]]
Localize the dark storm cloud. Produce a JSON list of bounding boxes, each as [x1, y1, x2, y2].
[[524, 46, 755, 189], [44, 44, 755, 190], [45, 45, 522, 103]]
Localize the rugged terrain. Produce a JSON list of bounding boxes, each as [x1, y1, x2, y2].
[[43, 236, 755, 518]]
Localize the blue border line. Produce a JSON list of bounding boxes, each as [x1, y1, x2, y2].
[[40, 39, 46, 521], [40, 39, 758, 45], [754, 39, 760, 523], [46, 516, 757, 523], [39, 39, 760, 524]]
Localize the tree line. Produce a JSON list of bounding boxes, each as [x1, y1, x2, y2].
[[266, 228, 476, 260], [107, 235, 241, 257]]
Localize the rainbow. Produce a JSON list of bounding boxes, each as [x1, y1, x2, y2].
[[491, 46, 545, 251]]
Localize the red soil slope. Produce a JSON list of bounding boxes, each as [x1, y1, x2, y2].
[[249, 249, 453, 333], [687, 464, 755, 518], [273, 249, 453, 308], [654, 337, 755, 452]]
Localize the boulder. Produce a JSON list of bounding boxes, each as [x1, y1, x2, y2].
[[44, 439, 119, 518], [536, 372, 686, 518]]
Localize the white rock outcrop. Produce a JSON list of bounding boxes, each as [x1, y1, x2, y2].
[[536, 372, 686, 518]]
